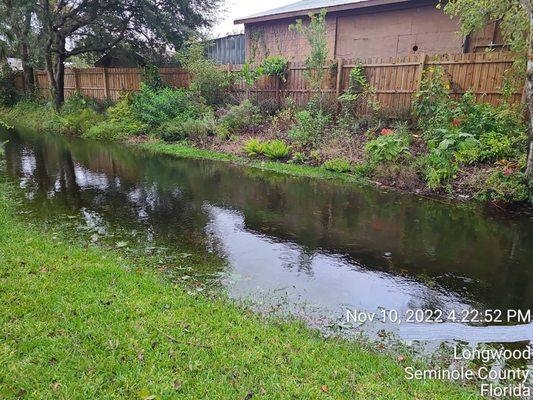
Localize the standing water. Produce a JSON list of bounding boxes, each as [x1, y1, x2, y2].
[[1, 129, 532, 346]]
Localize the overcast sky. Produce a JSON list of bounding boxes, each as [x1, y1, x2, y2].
[[212, 0, 292, 38]]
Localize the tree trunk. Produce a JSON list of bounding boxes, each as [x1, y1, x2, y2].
[[20, 43, 34, 93]]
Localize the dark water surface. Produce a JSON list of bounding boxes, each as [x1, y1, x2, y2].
[[1, 129, 532, 344]]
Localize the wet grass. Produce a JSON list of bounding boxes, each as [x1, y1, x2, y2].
[[0, 186, 481, 399]]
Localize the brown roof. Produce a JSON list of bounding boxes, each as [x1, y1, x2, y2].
[[234, 0, 410, 24]]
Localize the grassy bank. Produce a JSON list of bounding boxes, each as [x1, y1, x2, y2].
[[0, 186, 481, 399]]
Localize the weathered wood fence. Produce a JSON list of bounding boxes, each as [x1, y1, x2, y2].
[[14, 52, 523, 113]]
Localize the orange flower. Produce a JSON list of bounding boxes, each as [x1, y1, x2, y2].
[[380, 128, 394, 135]]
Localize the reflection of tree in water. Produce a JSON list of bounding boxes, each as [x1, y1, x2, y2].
[[3, 129, 532, 312]]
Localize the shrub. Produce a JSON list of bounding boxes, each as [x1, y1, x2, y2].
[[157, 116, 211, 142], [0, 63, 17, 107], [84, 119, 145, 141], [477, 171, 529, 203], [141, 64, 166, 91], [263, 139, 290, 159], [62, 91, 108, 113], [178, 42, 231, 106], [323, 157, 351, 173], [365, 132, 411, 163], [260, 56, 289, 81], [53, 107, 105, 136], [288, 110, 330, 147], [132, 84, 199, 127], [419, 151, 458, 190], [290, 151, 307, 164], [220, 100, 261, 134], [243, 138, 265, 157]]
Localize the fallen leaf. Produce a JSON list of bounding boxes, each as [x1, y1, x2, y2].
[[321, 385, 329, 393], [173, 380, 182, 390], [50, 381, 60, 391]]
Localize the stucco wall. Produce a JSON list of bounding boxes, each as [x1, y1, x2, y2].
[[244, 4, 503, 62]]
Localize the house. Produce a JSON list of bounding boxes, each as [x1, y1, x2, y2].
[[205, 34, 245, 65], [234, 0, 506, 62]]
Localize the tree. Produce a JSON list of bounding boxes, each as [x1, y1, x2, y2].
[[35, 0, 221, 110], [444, 0, 533, 182], [0, 0, 38, 93]]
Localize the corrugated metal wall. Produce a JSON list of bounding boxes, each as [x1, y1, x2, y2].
[[206, 34, 245, 65]]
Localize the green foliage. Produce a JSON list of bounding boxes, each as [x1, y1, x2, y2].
[[220, 100, 261, 134], [84, 118, 145, 141], [178, 43, 231, 106], [263, 139, 290, 159], [141, 64, 166, 91], [323, 157, 351, 173], [365, 132, 411, 163], [476, 171, 529, 203], [132, 84, 199, 127], [339, 64, 379, 121], [419, 151, 458, 191], [260, 56, 289, 81], [0, 63, 16, 107], [243, 138, 265, 157], [62, 91, 106, 114], [288, 110, 330, 147], [49, 107, 105, 136], [156, 115, 212, 142], [290, 9, 328, 110], [290, 151, 307, 164]]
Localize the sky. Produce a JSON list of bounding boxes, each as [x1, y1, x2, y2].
[[211, 0, 292, 38]]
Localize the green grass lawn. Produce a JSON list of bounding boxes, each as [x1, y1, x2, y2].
[[0, 187, 481, 399]]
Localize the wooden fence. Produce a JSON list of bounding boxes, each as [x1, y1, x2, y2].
[[14, 52, 523, 113]]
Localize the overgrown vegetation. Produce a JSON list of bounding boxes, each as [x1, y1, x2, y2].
[[1, 27, 531, 205]]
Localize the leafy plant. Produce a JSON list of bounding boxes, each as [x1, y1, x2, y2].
[[263, 139, 290, 159], [290, 151, 307, 164], [132, 84, 199, 127], [157, 115, 211, 142], [141, 64, 166, 91], [365, 132, 411, 163], [220, 100, 261, 134], [477, 171, 529, 203], [290, 9, 328, 111], [261, 56, 289, 81], [288, 110, 330, 147], [323, 157, 351, 173], [84, 119, 145, 141], [0, 62, 16, 107], [419, 151, 458, 190], [243, 138, 265, 157], [178, 42, 231, 106], [52, 107, 105, 136]]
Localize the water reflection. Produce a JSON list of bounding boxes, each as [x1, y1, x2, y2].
[[1, 129, 532, 341]]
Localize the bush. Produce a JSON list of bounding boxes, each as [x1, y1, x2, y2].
[[243, 138, 265, 157], [178, 43, 231, 106], [84, 119, 145, 141], [52, 107, 105, 136], [62, 91, 107, 114], [260, 56, 289, 81], [0, 63, 17, 107], [141, 64, 166, 91], [365, 132, 410, 163], [290, 151, 307, 164], [477, 171, 529, 203], [220, 100, 261, 134], [263, 139, 290, 159], [288, 110, 330, 147], [419, 151, 458, 190], [157, 116, 211, 142], [323, 157, 351, 173], [132, 84, 200, 127]]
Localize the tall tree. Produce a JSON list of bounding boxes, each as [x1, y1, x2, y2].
[[444, 0, 533, 182], [0, 0, 38, 92], [36, 0, 221, 109]]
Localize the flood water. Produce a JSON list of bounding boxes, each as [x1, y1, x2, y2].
[[1, 129, 532, 345]]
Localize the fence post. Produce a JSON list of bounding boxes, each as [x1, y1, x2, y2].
[[102, 67, 110, 100], [415, 53, 428, 93], [335, 58, 344, 99]]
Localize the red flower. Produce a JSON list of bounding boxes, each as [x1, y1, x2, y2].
[[503, 166, 514, 176], [452, 118, 462, 127], [380, 128, 394, 135]]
